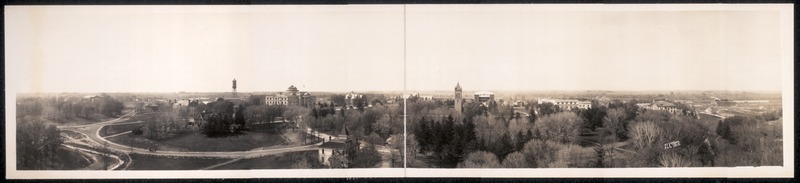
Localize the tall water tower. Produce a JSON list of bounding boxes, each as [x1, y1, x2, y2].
[[232, 79, 237, 97]]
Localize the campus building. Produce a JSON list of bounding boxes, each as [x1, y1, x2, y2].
[[265, 85, 316, 108], [318, 126, 350, 167], [538, 98, 592, 110], [474, 91, 495, 103], [345, 91, 364, 109], [637, 101, 681, 114]]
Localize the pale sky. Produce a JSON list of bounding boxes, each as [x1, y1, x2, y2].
[[406, 6, 787, 92], [5, 5, 790, 93], [6, 6, 405, 93]]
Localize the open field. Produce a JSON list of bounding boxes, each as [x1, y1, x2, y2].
[[52, 147, 93, 170], [100, 123, 143, 137], [126, 154, 233, 170], [209, 150, 318, 170], [697, 113, 723, 133], [43, 113, 116, 126], [107, 130, 286, 152]]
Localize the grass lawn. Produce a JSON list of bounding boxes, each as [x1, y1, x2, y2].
[[43, 113, 117, 126], [54, 147, 92, 170], [210, 150, 319, 170], [126, 112, 162, 122], [107, 130, 287, 152], [578, 130, 603, 147], [62, 130, 88, 139], [126, 154, 232, 170], [101, 123, 143, 137], [697, 113, 723, 133]]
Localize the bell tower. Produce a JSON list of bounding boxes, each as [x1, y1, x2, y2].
[[455, 82, 463, 113]]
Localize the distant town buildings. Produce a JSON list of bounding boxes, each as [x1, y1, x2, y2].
[[172, 99, 190, 108], [82, 95, 100, 101], [637, 100, 681, 114], [345, 91, 364, 108], [594, 96, 612, 108], [419, 95, 434, 101], [513, 100, 527, 107], [265, 85, 316, 108], [538, 98, 592, 110], [473, 91, 495, 103]]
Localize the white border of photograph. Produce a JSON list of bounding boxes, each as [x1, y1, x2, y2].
[[4, 4, 793, 179]]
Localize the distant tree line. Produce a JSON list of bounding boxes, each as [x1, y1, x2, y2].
[[17, 94, 125, 122]]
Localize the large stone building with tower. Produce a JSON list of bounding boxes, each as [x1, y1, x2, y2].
[[265, 85, 316, 108]]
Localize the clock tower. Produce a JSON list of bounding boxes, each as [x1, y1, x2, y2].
[[455, 82, 463, 113]]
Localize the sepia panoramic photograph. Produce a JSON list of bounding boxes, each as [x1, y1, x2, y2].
[[5, 4, 794, 179]]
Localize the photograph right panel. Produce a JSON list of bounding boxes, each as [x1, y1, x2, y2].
[[403, 4, 792, 177]]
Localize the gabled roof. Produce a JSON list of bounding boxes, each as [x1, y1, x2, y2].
[[654, 101, 676, 107]]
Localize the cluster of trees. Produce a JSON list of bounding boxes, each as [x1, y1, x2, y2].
[[451, 108, 720, 168], [311, 102, 337, 119], [200, 99, 245, 137], [308, 106, 402, 141], [142, 110, 190, 140], [458, 112, 595, 168], [290, 152, 325, 169], [713, 115, 782, 166], [414, 115, 478, 167], [244, 105, 286, 126], [330, 94, 370, 110], [758, 109, 782, 121], [305, 102, 401, 168], [620, 110, 714, 167], [17, 117, 64, 169], [17, 94, 126, 122], [410, 96, 766, 168], [326, 139, 383, 168], [457, 138, 595, 168]]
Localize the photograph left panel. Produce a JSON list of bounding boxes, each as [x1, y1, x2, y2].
[[5, 5, 406, 178]]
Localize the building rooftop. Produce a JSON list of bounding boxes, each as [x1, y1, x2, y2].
[[654, 101, 676, 107]]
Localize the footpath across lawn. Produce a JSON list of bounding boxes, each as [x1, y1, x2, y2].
[[126, 154, 233, 170], [107, 130, 287, 152], [209, 150, 319, 170]]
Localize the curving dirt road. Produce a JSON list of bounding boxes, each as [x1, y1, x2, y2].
[[57, 110, 331, 170]]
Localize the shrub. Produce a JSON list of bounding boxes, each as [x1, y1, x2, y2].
[[457, 151, 501, 168]]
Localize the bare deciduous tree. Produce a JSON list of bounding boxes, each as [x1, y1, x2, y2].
[[457, 151, 501, 168], [628, 121, 663, 149], [533, 112, 583, 144]]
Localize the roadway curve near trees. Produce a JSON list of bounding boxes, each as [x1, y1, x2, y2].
[[57, 110, 330, 170]]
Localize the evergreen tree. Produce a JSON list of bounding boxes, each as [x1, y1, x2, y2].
[[492, 133, 514, 161], [594, 144, 606, 168], [234, 105, 246, 130], [416, 118, 431, 152], [514, 131, 527, 151], [715, 120, 727, 138]]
